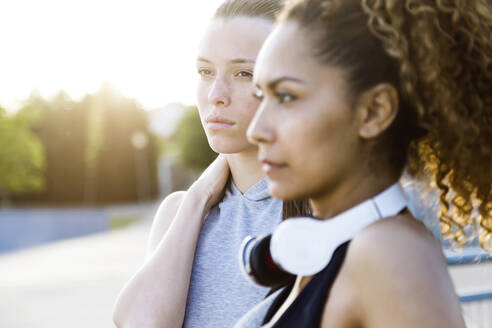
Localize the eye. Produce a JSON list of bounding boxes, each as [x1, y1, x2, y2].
[[252, 89, 264, 101], [275, 92, 297, 104], [235, 70, 253, 79], [197, 68, 214, 78]]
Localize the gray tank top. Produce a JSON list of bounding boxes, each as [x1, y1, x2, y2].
[[183, 177, 282, 328]]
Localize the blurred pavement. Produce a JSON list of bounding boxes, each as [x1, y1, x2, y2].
[[0, 205, 156, 328]]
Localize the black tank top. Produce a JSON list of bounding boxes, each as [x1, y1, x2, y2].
[[262, 241, 351, 328]]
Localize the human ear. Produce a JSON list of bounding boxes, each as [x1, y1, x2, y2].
[[356, 84, 399, 139]]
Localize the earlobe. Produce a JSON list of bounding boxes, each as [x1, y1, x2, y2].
[[357, 84, 399, 140], [357, 106, 374, 138], [359, 121, 379, 138]]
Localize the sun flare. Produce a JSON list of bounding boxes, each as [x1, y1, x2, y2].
[[0, 0, 224, 111]]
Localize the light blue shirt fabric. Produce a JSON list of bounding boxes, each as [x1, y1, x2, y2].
[[183, 177, 282, 328]]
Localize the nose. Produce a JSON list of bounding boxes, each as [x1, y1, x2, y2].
[[247, 103, 275, 145], [208, 77, 231, 107]]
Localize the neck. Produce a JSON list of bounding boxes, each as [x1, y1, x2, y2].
[[226, 149, 265, 194], [310, 167, 400, 219]]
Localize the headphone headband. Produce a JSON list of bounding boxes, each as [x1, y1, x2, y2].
[[269, 183, 407, 276]]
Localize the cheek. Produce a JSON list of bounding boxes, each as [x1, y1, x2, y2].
[[281, 109, 354, 173], [231, 84, 260, 126], [280, 114, 325, 158], [196, 82, 209, 120]]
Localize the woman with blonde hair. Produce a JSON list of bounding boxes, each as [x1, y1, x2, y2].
[[112, 1, 310, 327], [236, 0, 491, 326]]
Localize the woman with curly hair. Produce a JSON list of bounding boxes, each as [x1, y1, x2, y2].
[[235, 0, 492, 327]]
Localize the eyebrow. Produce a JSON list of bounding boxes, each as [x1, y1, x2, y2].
[[196, 57, 255, 64], [230, 58, 255, 64], [257, 76, 305, 90], [197, 56, 211, 63]]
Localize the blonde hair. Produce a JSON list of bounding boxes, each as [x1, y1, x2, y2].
[[214, 0, 284, 20]]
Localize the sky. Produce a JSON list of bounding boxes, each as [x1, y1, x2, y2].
[[0, 0, 224, 111]]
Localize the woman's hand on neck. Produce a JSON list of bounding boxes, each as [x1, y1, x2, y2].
[[189, 154, 230, 212], [226, 148, 265, 194]]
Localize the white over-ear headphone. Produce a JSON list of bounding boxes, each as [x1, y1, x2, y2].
[[239, 183, 407, 286]]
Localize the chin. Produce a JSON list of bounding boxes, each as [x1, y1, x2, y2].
[[208, 136, 256, 154], [267, 179, 308, 201]]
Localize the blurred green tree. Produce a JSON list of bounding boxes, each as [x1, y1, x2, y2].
[[14, 86, 158, 205], [0, 106, 45, 205], [28, 91, 88, 204], [93, 84, 158, 204], [83, 88, 105, 204], [174, 106, 217, 170]]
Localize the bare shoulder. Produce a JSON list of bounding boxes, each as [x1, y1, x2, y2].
[[349, 213, 444, 270], [345, 214, 448, 289], [146, 191, 186, 256], [340, 214, 464, 327]]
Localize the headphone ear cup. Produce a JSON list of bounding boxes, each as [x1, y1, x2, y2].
[[249, 234, 295, 287]]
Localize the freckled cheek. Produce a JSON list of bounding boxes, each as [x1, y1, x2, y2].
[[196, 81, 208, 102], [231, 87, 260, 127], [196, 83, 209, 122]]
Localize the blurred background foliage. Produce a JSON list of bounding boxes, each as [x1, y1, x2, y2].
[[0, 86, 218, 207], [4, 86, 158, 206], [173, 106, 217, 169], [0, 105, 45, 205]]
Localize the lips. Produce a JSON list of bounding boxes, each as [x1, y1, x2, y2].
[[205, 114, 235, 130], [260, 158, 287, 174], [205, 114, 235, 125]]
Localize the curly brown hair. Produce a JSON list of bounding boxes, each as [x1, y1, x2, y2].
[[279, 0, 492, 251]]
